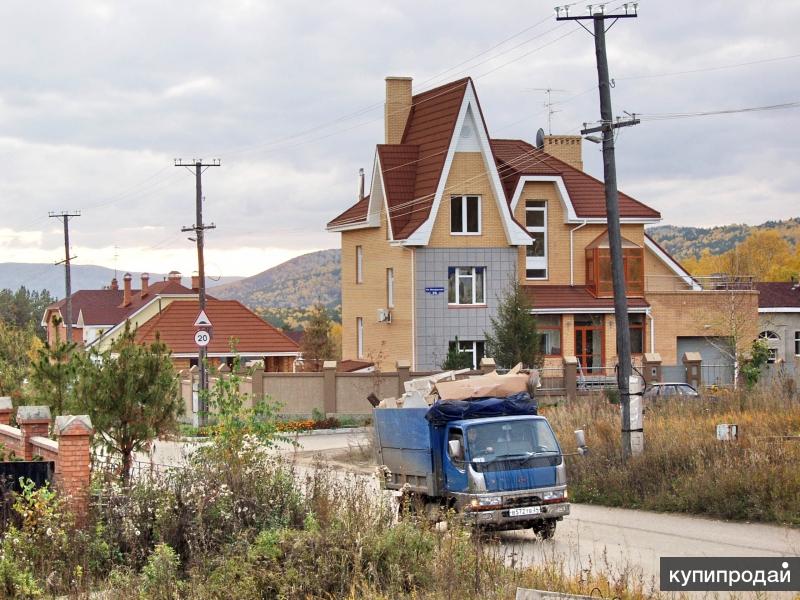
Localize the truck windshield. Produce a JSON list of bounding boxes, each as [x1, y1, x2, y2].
[[465, 419, 559, 464]]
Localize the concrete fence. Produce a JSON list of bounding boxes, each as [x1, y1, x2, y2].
[[176, 352, 732, 417], [0, 398, 93, 518]]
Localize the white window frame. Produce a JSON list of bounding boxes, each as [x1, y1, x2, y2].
[[450, 195, 482, 235], [759, 330, 780, 364], [356, 317, 364, 358], [452, 339, 485, 370], [356, 246, 363, 283], [795, 331, 800, 357], [448, 267, 486, 306], [386, 268, 394, 308], [525, 200, 548, 280]]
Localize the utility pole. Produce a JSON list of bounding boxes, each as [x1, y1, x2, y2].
[[48, 210, 81, 343], [556, 2, 640, 457], [175, 158, 220, 426]]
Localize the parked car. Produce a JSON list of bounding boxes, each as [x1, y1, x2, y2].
[[643, 383, 699, 400]]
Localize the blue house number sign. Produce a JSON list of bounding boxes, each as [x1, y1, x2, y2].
[[425, 286, 445, 295]]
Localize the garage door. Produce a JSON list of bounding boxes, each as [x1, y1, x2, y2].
[[676, 336, 735, 386]]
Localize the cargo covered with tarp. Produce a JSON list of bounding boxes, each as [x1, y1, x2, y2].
[[424, 392, 538, 425]]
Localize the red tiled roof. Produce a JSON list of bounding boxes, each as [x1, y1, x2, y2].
[[328, 78, 660, 239], [755, 282, 800, 309], [394, 78, 469, 239], [328, 195, 370, 228], [327, 78, 469, 236], [492, 139, 661, 219], [524, 285, 650, 310], [135, 299, 300, 354], [46, 280, 195, 326], [338, 359, 374, 372]]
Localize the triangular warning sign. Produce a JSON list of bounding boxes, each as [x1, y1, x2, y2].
[[194, 310, 212, 328]]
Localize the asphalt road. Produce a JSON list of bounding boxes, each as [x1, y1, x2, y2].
[[144, 430, 799, 588]]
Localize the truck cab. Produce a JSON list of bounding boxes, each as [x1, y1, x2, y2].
[[374, 405, 573, 538]]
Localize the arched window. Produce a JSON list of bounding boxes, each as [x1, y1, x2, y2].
[[758, 331, 780, 363]]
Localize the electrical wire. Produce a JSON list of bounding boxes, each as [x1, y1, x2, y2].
[[616, 51, 800, 81], [636, 100, 800, 121]]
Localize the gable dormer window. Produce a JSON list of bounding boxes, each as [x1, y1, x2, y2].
[[450, 195, 481, 235]]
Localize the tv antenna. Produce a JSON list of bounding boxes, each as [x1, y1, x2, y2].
[[528, 88, 570, 134]]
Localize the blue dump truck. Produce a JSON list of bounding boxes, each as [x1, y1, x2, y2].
[[374, 393, 584, 538]]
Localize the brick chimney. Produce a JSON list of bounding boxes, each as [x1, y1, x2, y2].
[[191, 274, 200, 291], [140, 273, 150, 297], [542, 135, 583, 171], [167, 270, 182, 284], [385, 76, 412, 145], [110, 277, 119, 291], [122, 273, 132, 306]]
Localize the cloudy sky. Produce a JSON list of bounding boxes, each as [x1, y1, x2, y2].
[[1, 0, 798, 279]]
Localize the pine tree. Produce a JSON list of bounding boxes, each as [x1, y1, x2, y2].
[[73, 323, 181, 481], [484, 280, 541, 369], [28, 320, 80, 416], [300, 303, 335, 371], [441, 337, 475, 370]]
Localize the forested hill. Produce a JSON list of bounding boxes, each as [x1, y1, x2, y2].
[[647, 217, 800, 260], [212, 248, 340, 310]]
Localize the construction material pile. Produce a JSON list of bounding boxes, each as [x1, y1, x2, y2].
[[374, 363, 540, 409]]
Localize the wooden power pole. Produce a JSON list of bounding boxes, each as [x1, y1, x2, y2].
[[175, 158, 220, 426], [49, 210, 81, 343], [557, 3, 640, 457]]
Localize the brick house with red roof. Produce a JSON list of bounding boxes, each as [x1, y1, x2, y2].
[[42, 271, 299, 372], [327, 76, 758, 377]]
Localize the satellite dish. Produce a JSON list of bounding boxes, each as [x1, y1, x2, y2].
[[535, 128, 545, 149]]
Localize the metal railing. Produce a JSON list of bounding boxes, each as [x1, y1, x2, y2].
[[645, 274, 755, 292], [577, 365, 618, 390], [538, 367, 565, 391]]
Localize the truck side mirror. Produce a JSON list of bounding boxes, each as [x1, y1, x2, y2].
[[574, 429, 589, 455], [448, 439, 463, 460]]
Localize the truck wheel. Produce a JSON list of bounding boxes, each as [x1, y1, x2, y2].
[[536, 520, 556, 540]]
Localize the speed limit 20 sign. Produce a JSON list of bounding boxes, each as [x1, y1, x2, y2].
[[194, 330, 211, 347]]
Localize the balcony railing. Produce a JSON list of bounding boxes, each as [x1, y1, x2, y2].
[[645, 274, 755, 292]]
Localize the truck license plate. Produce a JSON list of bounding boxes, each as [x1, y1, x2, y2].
[[509, 506, 541, 517]]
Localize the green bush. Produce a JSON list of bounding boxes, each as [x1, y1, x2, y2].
[[140, 544, 182, 600]]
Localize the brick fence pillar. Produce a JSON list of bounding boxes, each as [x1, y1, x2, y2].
[[54, 415, 93, 521], [563, 356, 578, 401], [323, 361, 337, 415], [479, 357, 496, 374], [0, 397, 12, 426], [643, 352, 662, 385], [17, 406, 51, 461], [682, 351, 703, 390], [251, 368, 265, 402], [396, 360, 411, 397]]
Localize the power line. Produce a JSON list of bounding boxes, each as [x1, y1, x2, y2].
[[616, 51, 800, 81], [635, 100, 800, 120]]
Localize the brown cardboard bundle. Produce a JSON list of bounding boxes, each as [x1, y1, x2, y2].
[[435, 372, 529, 401]]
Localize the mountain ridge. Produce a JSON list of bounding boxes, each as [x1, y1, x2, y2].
[[647, 217, 800, 260]]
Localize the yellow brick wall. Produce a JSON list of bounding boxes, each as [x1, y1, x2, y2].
[[427, 152, 512, 248], [644, 246, 693, 291], [646, 291, 759, 364], [511, 181, 646, 286], [340, 206, 413, 369], [542, 136, 583, 171]]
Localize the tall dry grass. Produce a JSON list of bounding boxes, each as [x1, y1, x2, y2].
[[542, 385, 800, 524]]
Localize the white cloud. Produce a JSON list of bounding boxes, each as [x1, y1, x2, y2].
[[0, 0, 797, 282]]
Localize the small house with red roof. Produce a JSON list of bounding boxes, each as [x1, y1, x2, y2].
[[42, 271, 299, 372], [327, 76, 758, 376]]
